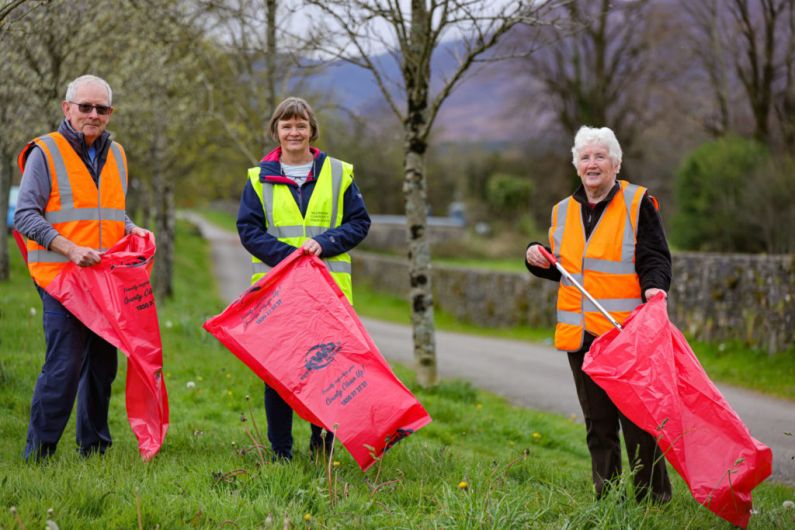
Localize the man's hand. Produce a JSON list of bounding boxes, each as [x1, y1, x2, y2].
[[49, 235, 101, 267], [301, 238, 323, 256], [129, 226, 152, 238], [68, 245, 103, 267]]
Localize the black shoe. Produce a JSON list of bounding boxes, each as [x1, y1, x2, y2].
[[271, 449, 293, 462]]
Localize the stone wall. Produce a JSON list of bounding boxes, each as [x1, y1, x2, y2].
[[352, 251, 795, 353], [360, 215, 466, 253]]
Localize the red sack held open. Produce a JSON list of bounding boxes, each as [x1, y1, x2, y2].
[[45, 233, 169, 461], [583, 294, 772, 528], [203, 249, 431, 471]]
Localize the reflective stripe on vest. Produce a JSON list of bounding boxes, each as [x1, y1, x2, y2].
[[550, 180, 646, 351], [18, 132, 127, 287], [248, 156, 354, 302]]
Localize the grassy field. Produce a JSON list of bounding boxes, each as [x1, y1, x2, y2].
[[1, 226, 793, 529]]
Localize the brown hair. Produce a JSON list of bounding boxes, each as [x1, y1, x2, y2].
[[268, 97, 319, 142]]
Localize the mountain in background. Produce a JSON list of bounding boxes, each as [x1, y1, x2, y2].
[[306, 36, 544, 143]]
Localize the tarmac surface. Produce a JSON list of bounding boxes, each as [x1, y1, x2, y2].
[[182, 211, 795, 485]]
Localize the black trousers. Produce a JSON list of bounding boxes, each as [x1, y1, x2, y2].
[[264, 385, 333, 459], [568, 346, 672, 502]]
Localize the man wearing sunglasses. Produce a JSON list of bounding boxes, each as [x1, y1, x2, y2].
[[14, 74, 150, 461]]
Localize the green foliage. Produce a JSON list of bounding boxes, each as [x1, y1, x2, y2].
[[743, 155, 795, 253], [486, 172, 534, 216], [320, 108, 405, 215], [672, 136, 769, 252]]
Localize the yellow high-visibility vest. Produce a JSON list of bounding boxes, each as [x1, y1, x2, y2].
[[248, 156, 354, 303]]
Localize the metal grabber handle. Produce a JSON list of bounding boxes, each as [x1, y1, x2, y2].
[[537, 246, 623, 331]]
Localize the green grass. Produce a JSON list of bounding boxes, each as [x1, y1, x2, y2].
[[686, 339, 795, 401], [196, 207, 237, 233], [1, 227, 794, 528]]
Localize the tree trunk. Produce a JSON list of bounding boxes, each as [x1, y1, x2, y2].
[[403, 0, 437, 387], [0, 157, 11, 281], [403, 129, 437, 387], [150, 128, 174, 299]]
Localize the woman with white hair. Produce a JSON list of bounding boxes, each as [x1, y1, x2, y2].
[[525, 125, 673, 503]]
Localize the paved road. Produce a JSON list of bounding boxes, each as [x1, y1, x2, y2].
[[181, 211, 795, 485]]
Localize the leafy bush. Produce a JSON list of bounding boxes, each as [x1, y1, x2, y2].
[[672, 136, 769, 252], [743, 155, 795, 253], [485, 173, 534, 217]]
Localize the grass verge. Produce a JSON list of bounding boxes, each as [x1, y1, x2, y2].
[[1, 228, 793, 528]]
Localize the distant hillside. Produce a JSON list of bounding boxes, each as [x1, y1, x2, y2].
[[306, 36, 541, 143]]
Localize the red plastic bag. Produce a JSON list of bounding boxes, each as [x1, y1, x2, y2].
[[12, 229, 27, 264], [583, 294, 772, 528], [203, 249, 431, 471], [45, 233, 169, 461]]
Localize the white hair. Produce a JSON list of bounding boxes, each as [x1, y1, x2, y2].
[[65, 75, 112, 105], [571, 126, 622, 168]]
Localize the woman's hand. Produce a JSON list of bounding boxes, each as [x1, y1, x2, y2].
[[525, 244, 551, 269], [301, 238, 323, 256], [644, 288, 667, 302]]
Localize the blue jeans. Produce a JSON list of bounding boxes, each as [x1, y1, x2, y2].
[[25, 287, 118, 460]]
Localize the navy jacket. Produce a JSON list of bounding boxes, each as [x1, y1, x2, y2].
[[237, 147, 371, 268]]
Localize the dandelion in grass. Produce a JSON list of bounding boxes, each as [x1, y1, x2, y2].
[[475, 403, 483, 410], [29, 307, 37, 316], [198, 375, 204, 382], [46, 507, 59, 530], [165, 320, 173, 329], [226, 373, 232, 379], [303, 513, 312, 521], [186, 381, 196, 389], [458, 481, 469, 490], [226, 389, 232, 397], [333, 460, 340, 468], [783, 500, 794, 509], [532, 432, 542, 442]]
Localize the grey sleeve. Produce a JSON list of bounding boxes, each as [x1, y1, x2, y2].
[[13, 147, 61, 249], [125, 215, 138, 233]]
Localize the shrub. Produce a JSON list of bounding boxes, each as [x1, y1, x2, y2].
[[672, 136, 768, 252], [485, 173, 534, 218]]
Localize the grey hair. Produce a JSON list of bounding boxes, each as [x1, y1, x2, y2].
[[65, 75, 113, 105], [571, 126, 622, 167]]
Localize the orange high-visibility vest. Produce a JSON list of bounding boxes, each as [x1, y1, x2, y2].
[[17, 132, 128, 288], [549, 180, 646, 352]]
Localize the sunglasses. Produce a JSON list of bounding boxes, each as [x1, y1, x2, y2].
[[69, 101, 112, 115]]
